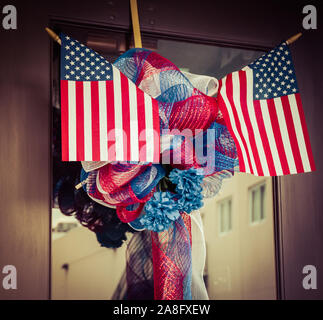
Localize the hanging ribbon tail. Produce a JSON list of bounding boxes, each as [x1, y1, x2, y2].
[[190, 210, 209, 299], [126, 230, 154, 299], [151, 213, 192, 300]]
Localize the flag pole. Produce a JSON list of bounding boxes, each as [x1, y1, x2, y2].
[[45, 27, 61, 45], [286, 32, 302, 45], [45, 27, 302, 48], [130, 0, 142, 48]]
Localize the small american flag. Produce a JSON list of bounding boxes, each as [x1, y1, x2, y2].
[[60, 33, 160, 162], [218, 42, 315, 176]]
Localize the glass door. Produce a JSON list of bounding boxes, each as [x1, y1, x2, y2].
[[51, 24, 276, 299]]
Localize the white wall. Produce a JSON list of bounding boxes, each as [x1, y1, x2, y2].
[[202, 173, 276, 300], [52, 226, 127, 300]]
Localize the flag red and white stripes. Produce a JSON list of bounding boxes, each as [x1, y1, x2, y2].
[[61, 65, 160, 162], [218, 68, 315, 176]]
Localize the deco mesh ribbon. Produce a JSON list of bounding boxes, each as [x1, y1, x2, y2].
[[114, 48, 239, 178], [57, 45, 240, 300], [151, 213, 192, 300]]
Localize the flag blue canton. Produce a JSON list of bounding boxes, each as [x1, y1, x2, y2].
[[249, 42, 299, 100], [60, 33, 113, 81]]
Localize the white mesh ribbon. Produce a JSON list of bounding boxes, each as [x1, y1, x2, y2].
[[181, 71, 218, 299], [190, 210, 209, 299], [182, 71, 219, 97], [81, 161, 109, 172]]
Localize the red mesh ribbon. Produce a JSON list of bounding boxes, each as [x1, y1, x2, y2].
[[151, 213, 192, 300], [98, 163, 154, 222], [117, 202, 147, 223]]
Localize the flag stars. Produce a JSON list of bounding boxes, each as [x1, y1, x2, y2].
[[62, 35, 114, 82]]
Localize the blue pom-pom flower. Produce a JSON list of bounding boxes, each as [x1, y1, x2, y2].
[[139, 191, 180, 232], [169, 168, 204, 214]]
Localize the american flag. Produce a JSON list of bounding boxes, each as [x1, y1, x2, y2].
[[60, 33, 160, 162], [218, 42, 315, 176]]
